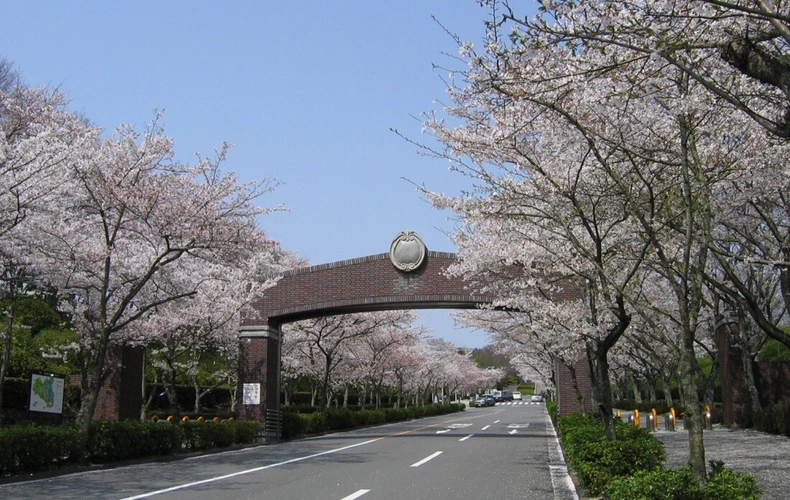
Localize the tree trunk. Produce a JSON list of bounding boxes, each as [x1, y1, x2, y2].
[[589, 342, 617, 441], [0, 274, 21, 420], [662, 373, 674, 409], [630, 372, 643, 404], [678, 329, 707, 483], [0, 302, 14, 420], [76, 330, 112, 434], [140, 369, 160, 421], [566, 363, 586, 413], [646, 375, 658, 403], [739, 315, 762, 414]]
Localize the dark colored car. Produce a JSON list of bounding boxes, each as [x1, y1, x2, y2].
[[474, 394, 496, 407]]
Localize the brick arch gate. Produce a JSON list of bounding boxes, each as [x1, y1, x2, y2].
[[237, 249, 495, 424]]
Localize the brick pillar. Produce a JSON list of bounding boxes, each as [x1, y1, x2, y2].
[[238, 324, 281, 422], [716, 320, 749, 427], [94, 344, 144, 421], [555, 357, 593, 417]]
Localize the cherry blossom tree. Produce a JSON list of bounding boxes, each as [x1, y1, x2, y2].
[[0, 68, 95, 416], [133, 242, 292, 416], [415, 0, 787, 481], [497, 0, 790, 347], [16, 115, 283, 432]]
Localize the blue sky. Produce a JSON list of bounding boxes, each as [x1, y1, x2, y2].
[[2, 2, 537, 348]]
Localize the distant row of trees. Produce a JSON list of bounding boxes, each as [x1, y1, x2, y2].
[[281, 310, 506, 410]]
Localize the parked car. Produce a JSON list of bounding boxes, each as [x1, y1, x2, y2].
[[531, 394, 543, 402], [512, 392, 522, 400], [474, 394, 496, 407]]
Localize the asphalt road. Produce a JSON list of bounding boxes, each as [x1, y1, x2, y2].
[[0, 402, 577, 500]]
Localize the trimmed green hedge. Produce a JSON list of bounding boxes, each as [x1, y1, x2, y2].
[[1, 404, 465, 477], [557, 413, 761, 499], [753, 403, 790, 437], [604, 463, 761, 499], [0, 424, 83, 475], [0, 418, 262, 478], [559, 414, 666, 495]]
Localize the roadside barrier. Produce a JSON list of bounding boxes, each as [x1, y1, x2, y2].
[[704, 405, 713, 430], [664, 407, 676, 431]]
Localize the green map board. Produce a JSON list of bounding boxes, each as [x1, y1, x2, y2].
[[29, 373, 64, 414]]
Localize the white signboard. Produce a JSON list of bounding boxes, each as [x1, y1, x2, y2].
[[29, 374, 65, 414], [242, 383, 261, 405]]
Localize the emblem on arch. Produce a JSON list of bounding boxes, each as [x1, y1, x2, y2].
[[389, 230, 427, 272]]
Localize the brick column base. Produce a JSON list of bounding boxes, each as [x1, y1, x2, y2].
[[238, 325, 280, 422]]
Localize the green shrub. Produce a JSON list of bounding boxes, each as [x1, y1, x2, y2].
[[231, 420, 263, 444], [302, 412, 328, 435], [575, 437, 665, 495], [604, 464, 761, 500], [752, 403, 790, 437], [145, 421, 184, 455], [325, 407, 354, 430], [557, 414, 666, 496], [546, 400, 558, 424], [605, 466, 705, 500], [181, 420, 233, 450], [281, 411, 305, 440], [0, 424, 82, 476], [87, 420, 182, 462], [383, 407, 408, 422], [705, 466, 762, 500]]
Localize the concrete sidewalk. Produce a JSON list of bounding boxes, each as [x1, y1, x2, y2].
[[654, 426, 790, 499]]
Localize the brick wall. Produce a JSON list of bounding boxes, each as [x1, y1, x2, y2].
[[244, 252, 497, 327], [238, 333, 270, 422], [755, 361, 790, 406], [93, 344, 144, 421], [237, 250, 583, 424], [715, 322, 749, 427], [716, 321, 790, 427], [555, 357, 593, 416]]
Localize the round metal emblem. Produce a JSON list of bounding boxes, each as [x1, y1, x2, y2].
[[389, 231, 427, 272]]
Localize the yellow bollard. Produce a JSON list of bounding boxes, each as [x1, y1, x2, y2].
[[651, 408, 658, 431], [634, 409, 640, 427]]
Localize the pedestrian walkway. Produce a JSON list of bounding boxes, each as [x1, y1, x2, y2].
[[654, 425, 790, 499]]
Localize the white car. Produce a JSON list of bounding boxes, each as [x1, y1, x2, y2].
[[530, 394, 543, 402], [512, 392, 522, 400]]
